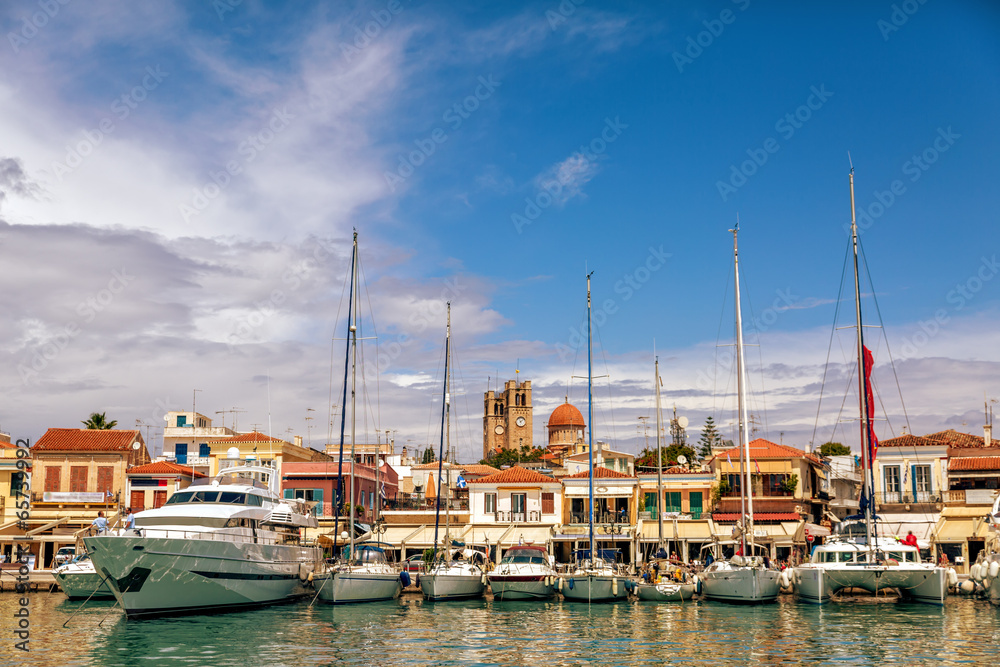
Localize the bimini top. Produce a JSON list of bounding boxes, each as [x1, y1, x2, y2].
[[574, 548, 620, 561]]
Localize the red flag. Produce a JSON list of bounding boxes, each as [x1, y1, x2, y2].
[[753, 459, 761, 474], [862, 345, 879, 468]]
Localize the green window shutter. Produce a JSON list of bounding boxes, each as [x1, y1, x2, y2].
[[283, 489, 294, 499], [667, 492, 681, 512], [689, 491, 703, 509], [314, 488, 324, 516]]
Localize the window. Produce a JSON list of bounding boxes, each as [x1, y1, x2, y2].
[[512, 493, 526, 520], [176, 415, 187, 427], [689, 492, 703, 519], [175, 443, 188, 464], [45, 467, 60, 492], [96, 466, 114, 496], [199, 443, 210, 458], [883, 466, 901, 503], [643, 492, 658, 514], [484, 493, 497, 514], [913, 464, 932, 501], [665, 492, 681, 513], [542, 492, 554, 514], [70, 466, 88, 493]]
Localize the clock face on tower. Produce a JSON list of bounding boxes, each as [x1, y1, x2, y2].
[[494, 425, 505, 435], [516, 416, 526, 427]]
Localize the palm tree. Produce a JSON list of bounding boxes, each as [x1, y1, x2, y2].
[[82, 412, 117, 429]]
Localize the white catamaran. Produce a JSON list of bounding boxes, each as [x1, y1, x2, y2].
[[421, 302, 488, 601], [314, 231, 404, 604], [700, 225, 781, 604], [560, 272, 628, 603], [791, 170, 947, 605]]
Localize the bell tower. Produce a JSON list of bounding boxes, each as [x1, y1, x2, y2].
[[483, 377, 533, 459]]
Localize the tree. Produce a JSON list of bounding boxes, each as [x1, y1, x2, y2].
[[635, 443, 696, 469], [480, 445, 545, 468], [421, 447, 436, 464], [697, 416, 722, 460], [82, 412, 117, 429], [819, 442, 851, 457]]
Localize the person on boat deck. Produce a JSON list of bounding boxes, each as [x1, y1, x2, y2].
[[938, 552, 950, 566], [91, 511, 108, 535], [124, 508, 135, 530], [901, 531, 918, 548]]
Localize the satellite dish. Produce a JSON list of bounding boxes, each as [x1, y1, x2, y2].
[[677, 454, 688, 465], [132, 442, 141, 450], [163, 414, 169, 421], [677, 416, 689, 429]]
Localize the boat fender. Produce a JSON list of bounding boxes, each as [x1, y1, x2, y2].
[[780, 571, 791, 589], [959, 579, 975, 595], [971, 563, 982, 582], [567, 577, 574, 590], [557, 577, 563, 591], [947, 568, 958, 587], [695, 575, 702, 596], [990, 562, 1000, 579], [481, 573, 487, 586], [307, 571, 314, 583], [612, 578, 618, 596], [400, 571, 412, 588]]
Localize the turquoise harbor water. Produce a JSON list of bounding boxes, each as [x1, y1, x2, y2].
[[3, 593, 999, 666]]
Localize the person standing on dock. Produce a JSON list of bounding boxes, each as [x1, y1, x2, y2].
[[91, 511, 108, 535]]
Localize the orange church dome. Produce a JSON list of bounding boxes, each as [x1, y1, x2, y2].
[[548, 401, 585, 428]]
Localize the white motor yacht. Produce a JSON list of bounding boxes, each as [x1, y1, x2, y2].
[[634, 559, 696, 602], [84, 459, 321, 618], [701, 554, 780, 604], [559, 549, 629, 603], [53, 552, 115, 600], [488, 545, 557, 601]]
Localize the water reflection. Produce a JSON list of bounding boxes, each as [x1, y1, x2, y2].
[[1, 594, 997, 666]]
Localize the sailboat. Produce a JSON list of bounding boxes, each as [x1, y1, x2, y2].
[[700, 225, 782, 604], [314, 231, 404, 604], [420, 302, 488, 601], [635, 355, 696, 602], [790, 170, 947, 605], [560, 272, 629, 602]]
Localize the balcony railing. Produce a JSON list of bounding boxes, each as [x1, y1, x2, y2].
[[874, 492, 939, 505], [494, 510, 541, 523], [944, 489, 998, 505]]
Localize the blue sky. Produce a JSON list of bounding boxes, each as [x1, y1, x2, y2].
[[1, 1, 998, 461]]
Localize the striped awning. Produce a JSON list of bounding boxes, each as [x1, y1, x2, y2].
[[712, 513, 800, 522]]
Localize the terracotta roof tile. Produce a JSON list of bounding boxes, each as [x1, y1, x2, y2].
[[923, 430, 987, 448], [460, 464, 501, 477], [128, 461, 207, 478], [34, 428, 143, 452], [714, 438, 821, 464], [879, 434, 945, 448], [712, 512, 800, 522], [565, 466, 633, 480], [949, 456, 1000, 471], [467, 466, 557, 484]]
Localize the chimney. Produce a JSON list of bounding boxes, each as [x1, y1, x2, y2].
[[986, 423, 993, 448], [294, 435, 303, 447]]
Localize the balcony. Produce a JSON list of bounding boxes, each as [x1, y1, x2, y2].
[[873, 492, 940, 509], [943, 489, 998, 506], [494, 510, 542, 523]]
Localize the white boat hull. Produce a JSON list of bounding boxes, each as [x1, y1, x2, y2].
[[421, 570, 486, 601], [54, 563, 115, 600], [793, 563, 947, 605], [635, 581, 695, 602], [488, 574, 555, 600], [702, 565, 780, 604], [559, 573, 628, 602], [84, 534, 320, 617], [314, 568, 402, 604]]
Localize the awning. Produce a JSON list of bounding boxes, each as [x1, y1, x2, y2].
[[638, 521, 713, 541], [824, 510, 841, 524], [876, 513, 938, 541], [934, 517, 990, 541], [712, 513, 800, 522], [814, 468, 827, 480]]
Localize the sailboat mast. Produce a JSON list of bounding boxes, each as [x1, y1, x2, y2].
[[333, 232, 357, 559], [444, 303, 452, 557], [849, 169, 876, 545], [587, 271, 596, 562], [432, 302, 450, 555], [732, 225, 754, 555], [348, 232, 360, 558], [654, 356, 665, 549]]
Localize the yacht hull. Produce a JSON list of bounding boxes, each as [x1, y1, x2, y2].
[[84, 534, 320, 618], [635, 581, 695, 602], [793, 564, 947, 605], [314, 569, 402, 604], [702, 566, 780, 604], [488, 574, 555, 600], [54, 565, 115, 600], [420, 572, 486, 600], [559, 574, 628, 602]]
